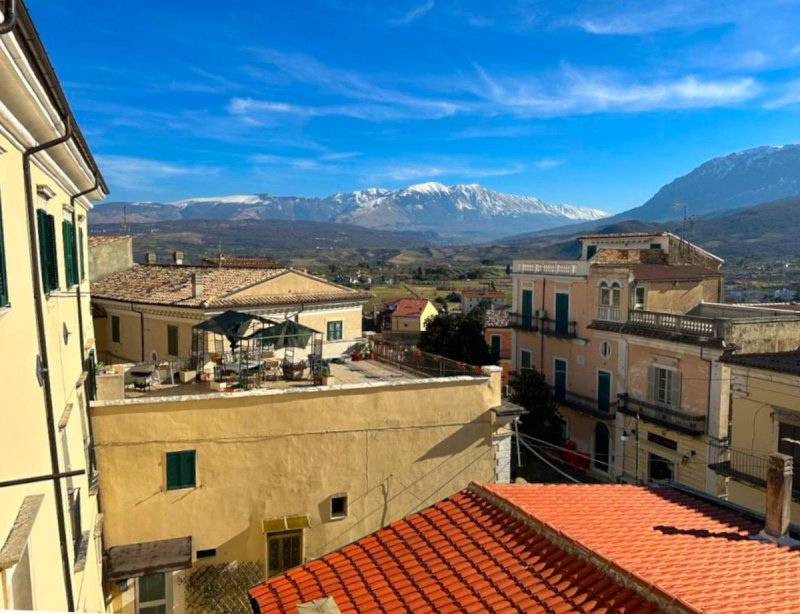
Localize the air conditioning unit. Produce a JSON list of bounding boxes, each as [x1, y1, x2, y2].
[[535, 309, 547, 319]]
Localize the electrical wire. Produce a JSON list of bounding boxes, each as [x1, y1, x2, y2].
[[516, 437, 584, 484]]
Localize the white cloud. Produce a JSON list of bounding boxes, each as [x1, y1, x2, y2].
[[471, 64, 760, 116], [250, 151, 360, 172], [764, 80, 800, 109], [569, 2, 734, 35], [389, 0, 434, 26], [97, 155, 218, 192], [371, 161, 525, 182], [534, 159, 563, 170]]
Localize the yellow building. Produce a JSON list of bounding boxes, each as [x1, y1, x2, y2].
[[389, 297, 439, 333], [711, 350, 800, 523], [89, 359, 518, 613], [0, 2, 108, 611], [90, 262, 371, 364], [510, 232, 800, 494]]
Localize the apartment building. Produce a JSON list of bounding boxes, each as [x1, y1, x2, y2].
[[0, 2, 108, 611], [89, 357, 518, 613], [510, 232, 800, 493], [711, 350, 800, 523]]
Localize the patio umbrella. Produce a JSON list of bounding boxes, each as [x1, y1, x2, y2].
[[194, 310, 274, 350], [245, 319, 316, 349]]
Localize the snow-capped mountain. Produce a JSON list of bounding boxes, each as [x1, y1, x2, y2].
[[621, 144, 800, 221], [91, 183, 608, 240]]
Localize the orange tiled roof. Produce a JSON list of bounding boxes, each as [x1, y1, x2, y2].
[[392, 298, 432, 317], [249, 486, 660, 614], [201, 256, 283, 268], [90, 265, 370, 308], [250, 483, 800, 614]]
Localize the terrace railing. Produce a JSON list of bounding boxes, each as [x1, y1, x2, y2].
[[707, 442, 800, 500], [597, 305, 621, 322], [541, 318, 578, 339], [628, 310, 725, 339], [512, 260, 589, 277], [509, 312, 538, 332], [619, 394, 706, 435], [550, 385, 616, 419], [373, 342, 484, 378]]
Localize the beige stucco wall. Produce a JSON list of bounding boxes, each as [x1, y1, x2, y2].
[[644, 278, 721, 314], [0, 128, 104, 612], [233, 270, 345, 297], [91, 373, 502, 600]]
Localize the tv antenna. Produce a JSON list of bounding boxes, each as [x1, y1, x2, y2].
[[671, 202, 694, 252]]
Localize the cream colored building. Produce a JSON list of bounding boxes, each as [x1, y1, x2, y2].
[[711, 351, 800, 523], [91, 263, 371, 364], [0, 2, 108, 611], [90, 361, 518, 613], [510, 232, 800, 495]]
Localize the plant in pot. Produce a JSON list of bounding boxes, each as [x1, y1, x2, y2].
[[315, 364, 335, 386], [281, 358, 308, 380]]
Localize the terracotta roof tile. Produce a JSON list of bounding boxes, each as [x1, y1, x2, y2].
[[90, 264, 370, 308], [248, 488, 660, 613], [392, 298, 433, 317], [201, 256, 283, 268]]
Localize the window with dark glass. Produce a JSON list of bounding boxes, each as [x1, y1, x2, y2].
[[267, 530, 303, 577], [167, 325, 179, 356], [326, 320, 343, 341], [166, 450, 196, 490], [111, 315, 121, 343]]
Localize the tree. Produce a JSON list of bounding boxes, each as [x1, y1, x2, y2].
[[510, 369, 564, 445], [418, 311, 495, 365], [505, 263, 511, 275]]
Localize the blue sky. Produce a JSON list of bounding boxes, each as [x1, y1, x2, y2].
[[26, 0, 800, 212]]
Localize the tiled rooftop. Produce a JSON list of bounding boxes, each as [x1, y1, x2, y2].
[[250, 483, 800, 614], [392, 298, 432, 317], [90, 265, 370, 308], [720, 349, 800, 376], [249, 486, 658, 614], [201, 256, 283, 268], [87, 234, 129, 247]]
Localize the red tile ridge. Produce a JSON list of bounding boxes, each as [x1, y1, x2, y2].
[[467, 482, 699, 614]]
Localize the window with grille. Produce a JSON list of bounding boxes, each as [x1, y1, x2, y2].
[[267, 530, 303, 577], [326, 320, 343, 341]]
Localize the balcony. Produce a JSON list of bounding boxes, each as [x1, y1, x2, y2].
[[627, 310, 725, 339], [541, 318, 577, 339], [618, 394, 706, 435], [551, 386, 616, 420], [708, 443, 800, 500], [512, 260, 589, 277], [509, 312, 538, 332], [597, 305, 621, 322]]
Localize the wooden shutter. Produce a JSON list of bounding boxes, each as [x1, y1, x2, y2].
[[45, 213, 59, 291], [670, 371, 682, 408], [62, 220, 75, 287], [0, 193, 8, 307], [168, 325, 178, 355], [166, 453, 181, 489], [182, 450, 196, 487], [79, 227, 85, 280], [37, 209, 50, 292], [647, 365, 657, 402], [167, 450, 195, 489]]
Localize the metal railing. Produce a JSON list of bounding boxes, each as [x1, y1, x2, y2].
[[628, 310, 725, 338], [373, 342, 484, 378], [597, 305, 621, 322], [551, 386, 616, 419], [619, 395, 706, 435], [541, 318, 577, 338], [707, 443, 800, 499], [512, 260, 589, 277], [509, 312, 538, 331]]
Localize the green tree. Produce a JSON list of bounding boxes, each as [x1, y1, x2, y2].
[[510, 369, 564, 444], [418, 311, 495, 365]]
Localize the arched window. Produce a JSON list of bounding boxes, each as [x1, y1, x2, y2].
[[610, 282, 621, 307], [599, 281, 610, 306]]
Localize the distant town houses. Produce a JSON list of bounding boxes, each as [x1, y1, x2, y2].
[[459, 287, 507, 314]]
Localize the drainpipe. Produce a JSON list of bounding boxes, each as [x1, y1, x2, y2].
[[0, 0, 17, 34], [23, 117, 76, 611]]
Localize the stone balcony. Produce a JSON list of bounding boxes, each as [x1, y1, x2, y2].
[[512, 260, 589, 277]]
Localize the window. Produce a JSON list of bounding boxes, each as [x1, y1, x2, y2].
[[111, 315, 121, 343], [648, 453, 673, 482], [648, 366, 681, 408], [649, 243, 661, 250], [36, 208, 59, 293], [553, 358, 567, 402], [586, 245, 597, 260], [778, 422, 800, 469], [520, 349, 532, 370], [490, 334, 501, 357], [330, 493, 348, 519], [593, 423, 610, 473], [267, 531, 303, 577], [634, 287, 646, 310], [599, 281, 621, 307], [599, 341, 612, 359], [166, 450, 196, 490], [326, 320, 343, 341], [62, 219, 79, 287], [167, 325, 179, 356], [196, 548, 217, 559], [69, 487, 82, 558], [136, 572, 169, 614], [0, 190, 8, 307]]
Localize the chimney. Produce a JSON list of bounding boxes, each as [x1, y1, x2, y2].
[[192, 273, 203, 298], [144, 251, 157, 265], [173, 250, 184, 265], [764, 452, 793, 541]]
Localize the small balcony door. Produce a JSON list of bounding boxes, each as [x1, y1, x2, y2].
[[555, 293, 569, 335], [521, 289, 533, 329], [553, 358, 567, 402], [597, 371, 611, 414]]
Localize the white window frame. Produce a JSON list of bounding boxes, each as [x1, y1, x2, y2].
[[599, 340, 612, 359], [135, 572, 172, 614], [519, 348, 532, 370], [634, 286, 646, 310]]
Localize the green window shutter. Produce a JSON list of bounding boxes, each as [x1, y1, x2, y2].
[[37, 209, 50, 292], [79, 227, 85, 280], [167, 325, 179, 355], [647, 366, 657, 402], [166, 450, 195, 490], [45, 214, 59, 291], [62, 220, 76, 287], [0, 192, 8, 307], [111, 315, 120, 343]]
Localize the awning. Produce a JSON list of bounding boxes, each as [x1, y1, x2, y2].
[[105, 536, 192, 582]]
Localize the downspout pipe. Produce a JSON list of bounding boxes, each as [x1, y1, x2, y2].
[[23, 116, 76, 612], [0, 0, 17, 35]]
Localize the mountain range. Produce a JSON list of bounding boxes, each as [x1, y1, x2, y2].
[[90, 183, 608, 242]]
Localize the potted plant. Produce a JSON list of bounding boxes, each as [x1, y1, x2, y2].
[[315, 364, 335, 386], [281, 359, 308, 380]]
